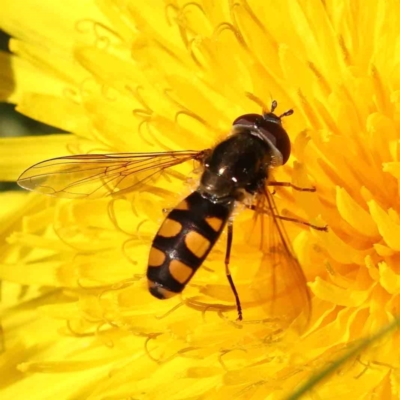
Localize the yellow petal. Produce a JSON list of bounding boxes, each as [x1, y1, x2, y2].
[[369, 200, 400, 251], [336, 186, 379, 238], [0, 135, 75, 181]]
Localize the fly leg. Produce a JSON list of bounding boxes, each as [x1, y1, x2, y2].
[[272, 214, 328, 231], [268, 181, 316, 192], [225, 220, 243, 321], [247, 205, 328, 232]]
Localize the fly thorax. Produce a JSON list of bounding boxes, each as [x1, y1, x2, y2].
[[198, 169, 234, 201]]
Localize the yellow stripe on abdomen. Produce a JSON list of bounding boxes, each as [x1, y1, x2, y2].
[[205, 216, 224, 232], [158, 218, 182, 237], [169, 259, 193, 284], [184, 230, 211, 259], [148, 247, 166, 267]]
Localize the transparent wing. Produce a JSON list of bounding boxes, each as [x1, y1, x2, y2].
[[247, 185, 311, 332], [18, 150, 207, 199]]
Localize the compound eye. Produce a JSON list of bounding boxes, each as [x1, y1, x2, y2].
[[232, 113, 262, 128], [232, 113, 291, 165]]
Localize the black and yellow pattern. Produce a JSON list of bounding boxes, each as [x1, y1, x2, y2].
[[147, 191, 233, 298]]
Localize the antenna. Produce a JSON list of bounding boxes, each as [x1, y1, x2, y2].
[[269, 100, 294, 119], [279, 109, 294, 119]]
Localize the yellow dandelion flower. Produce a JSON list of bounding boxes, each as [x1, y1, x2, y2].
[[1, 0, 400, 398]]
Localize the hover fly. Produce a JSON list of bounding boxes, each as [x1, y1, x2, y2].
[[18, 100, 326, 324]]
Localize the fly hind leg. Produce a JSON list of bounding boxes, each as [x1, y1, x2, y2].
[[247, 204, 328, 232], [225, 220, 243, 321], [273, 214, 328, 231]]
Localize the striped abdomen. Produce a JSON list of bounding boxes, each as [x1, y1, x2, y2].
[[147, 191, 233, 299]]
